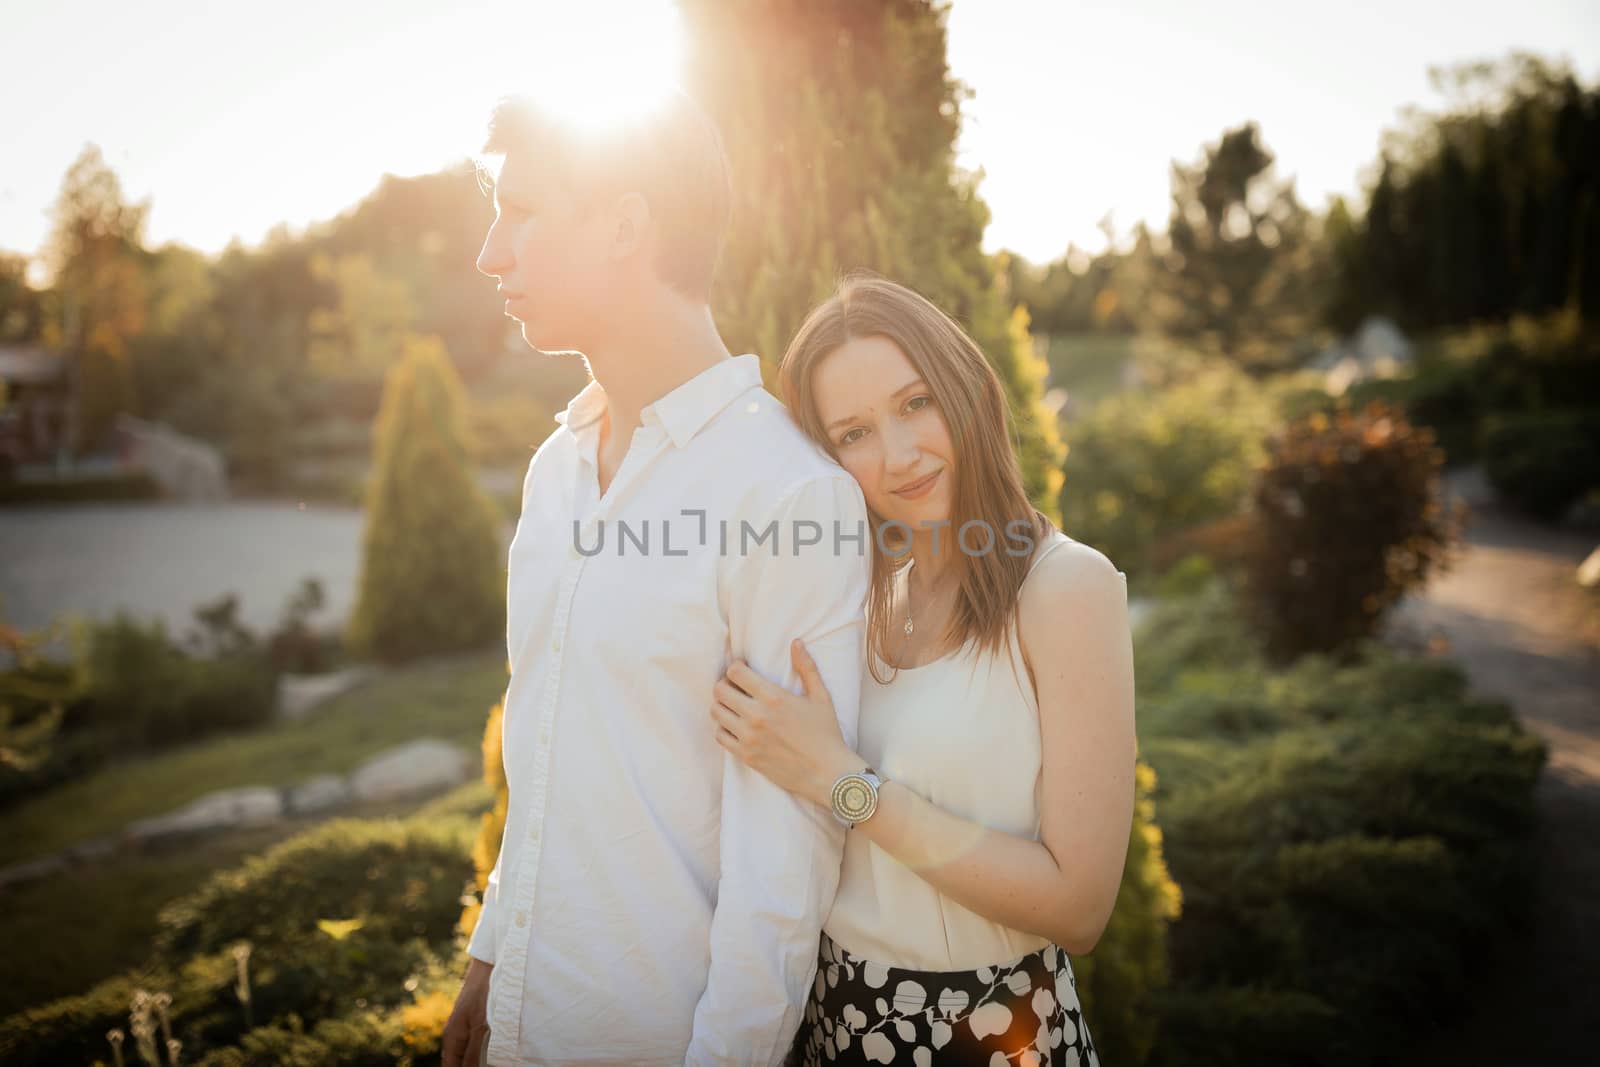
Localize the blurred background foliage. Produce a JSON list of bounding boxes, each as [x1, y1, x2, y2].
[[1, 2, 1591, 1064]]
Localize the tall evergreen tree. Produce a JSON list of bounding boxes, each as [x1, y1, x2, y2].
[[1332, 54, 1600, 332], [680, 0, 1063, 517], [346, 334, 505, 664]]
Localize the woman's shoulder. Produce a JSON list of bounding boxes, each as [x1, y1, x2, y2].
[[1018, 533, 1127, 621]]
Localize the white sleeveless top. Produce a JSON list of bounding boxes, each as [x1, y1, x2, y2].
[[824, 529, 1121, 970]]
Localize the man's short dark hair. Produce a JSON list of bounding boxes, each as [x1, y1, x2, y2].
[[480, 89, 732, 301]]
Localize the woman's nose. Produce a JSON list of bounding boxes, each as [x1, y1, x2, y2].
[[881, 420, 921, 473]]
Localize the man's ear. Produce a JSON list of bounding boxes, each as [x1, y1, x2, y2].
[[612, 192, 652, 261]]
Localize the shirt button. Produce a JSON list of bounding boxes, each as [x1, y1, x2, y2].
[[515, 911, 528, 928], [552, 638, 561, 653], [540, 728, 550, 744]]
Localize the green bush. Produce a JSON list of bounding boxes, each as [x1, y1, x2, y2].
[[1058, 363, 1275, 575], [156, 818, 473, 959], [1147, 985, 1340, 1067], [68, 610, 279, 749], [0, 949, 237, 1067], [0, 939, 442, 1067], [191, 1010, 410, 1067], [1241, 401, 1461, 661], [0, 628, 74, 805], [1348, 309, 1600, 466], [1, 607, 278, 807], [0, 472, 162, 505], [1480, 409, 1600, 519], [1131, 584, 1546, 1067], [0, 818, 473, 1066], [1072, 759, 1182, 1067]]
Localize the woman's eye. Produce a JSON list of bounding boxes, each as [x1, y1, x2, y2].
[[839, 428, 865, 447], [906, 394, 932, 413]]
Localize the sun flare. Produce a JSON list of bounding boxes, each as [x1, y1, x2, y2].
[[491, 0, 687, 132]]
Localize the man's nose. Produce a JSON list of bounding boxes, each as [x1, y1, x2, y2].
[[476, 229, 510, 279]]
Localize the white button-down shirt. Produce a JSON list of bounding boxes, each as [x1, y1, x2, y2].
[[469, 353, 871, 1066]]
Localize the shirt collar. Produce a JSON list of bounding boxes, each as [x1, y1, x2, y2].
[[553, 377, 608, 434], [553, 354, 765, 450]]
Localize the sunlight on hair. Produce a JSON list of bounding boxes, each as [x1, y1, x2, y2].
[[498, 0, 686, 132]]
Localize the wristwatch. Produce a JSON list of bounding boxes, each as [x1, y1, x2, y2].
[[830, 767, 885, 827]]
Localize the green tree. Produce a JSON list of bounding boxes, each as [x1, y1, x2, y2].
[[681, 0, 1064, 516], [346, 334, 505, 664], [40, 144, 150, 454], [306, 252, 417, 385], [0, 253, 46, 343], [127, 243, 219, 421], [1145, 123, 1326, 373], [1331, 53, 1600, 332]]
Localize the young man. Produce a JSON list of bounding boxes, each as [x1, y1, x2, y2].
[[441, 90, 871, 1066]]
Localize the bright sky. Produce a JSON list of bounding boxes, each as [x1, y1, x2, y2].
[[2, 0, 1597, 281]]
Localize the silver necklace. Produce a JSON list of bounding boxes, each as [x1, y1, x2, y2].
[[903, 559, 916, 635], [902, 558, 951, 636]]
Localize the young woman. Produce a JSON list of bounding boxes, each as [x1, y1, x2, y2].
[[709, 275, 1135, 1065]]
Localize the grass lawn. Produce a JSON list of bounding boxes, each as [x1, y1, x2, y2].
[[0, 648, 507, 869], [0, 781, 492, 1020], [1041, 332, 1135, 410]]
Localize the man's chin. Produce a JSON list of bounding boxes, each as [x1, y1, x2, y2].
[[513, 318, 586, 357], [518, 327, 577, 357]]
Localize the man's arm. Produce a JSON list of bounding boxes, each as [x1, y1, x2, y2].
[[686, 474, 871, 1066]]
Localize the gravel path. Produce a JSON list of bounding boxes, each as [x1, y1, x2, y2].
[[1389, 468, 1600, 1064]]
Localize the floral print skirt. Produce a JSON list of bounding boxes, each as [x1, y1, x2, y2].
[[789, 931, 1099, 1066]]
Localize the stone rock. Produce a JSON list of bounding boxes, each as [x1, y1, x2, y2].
[[349, 738, 471, 802], [125, 786, 284, 841], [286, 773, 351, 815], [1308, 315, 1416, 395], [277, 665, 377, 721], [0, 853, 66, 891]]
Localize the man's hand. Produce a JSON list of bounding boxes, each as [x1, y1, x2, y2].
[[442, 957, 494, 1067]]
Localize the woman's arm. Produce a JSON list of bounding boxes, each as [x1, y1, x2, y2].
[[713, 543, 1136, 956]]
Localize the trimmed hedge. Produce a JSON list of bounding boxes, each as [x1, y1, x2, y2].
[[0, 472, 162, 505], [0, 818, 474, 1066], [1134, 581, 1546, 1066], [1480, 409, 1600, 519]]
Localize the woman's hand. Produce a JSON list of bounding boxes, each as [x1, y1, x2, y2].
[[711, 638, 862, 809]]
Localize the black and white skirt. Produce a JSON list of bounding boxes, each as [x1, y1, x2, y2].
[[790, 931, 1099, 1065]]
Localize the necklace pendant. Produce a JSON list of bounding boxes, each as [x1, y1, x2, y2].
[[904, 618, 914, 636]]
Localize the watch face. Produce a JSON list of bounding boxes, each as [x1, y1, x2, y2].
[[831, 773, 877, 823]]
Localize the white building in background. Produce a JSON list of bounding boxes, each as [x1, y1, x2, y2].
[[1308, 316, 1417, 395], [0, 344, 73, 474]]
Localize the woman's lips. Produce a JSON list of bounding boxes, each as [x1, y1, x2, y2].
[[893, 469, 941, 499]]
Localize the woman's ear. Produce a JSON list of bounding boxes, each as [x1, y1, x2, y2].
[[612, 191, 652, 261]]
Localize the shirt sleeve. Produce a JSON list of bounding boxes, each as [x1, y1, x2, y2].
[[685, 473, 872, 1066], [469, 458, 540, 968], [466, 797, 506, 966]]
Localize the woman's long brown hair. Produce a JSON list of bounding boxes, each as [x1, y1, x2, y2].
[[778, 273, 1057, 686]]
